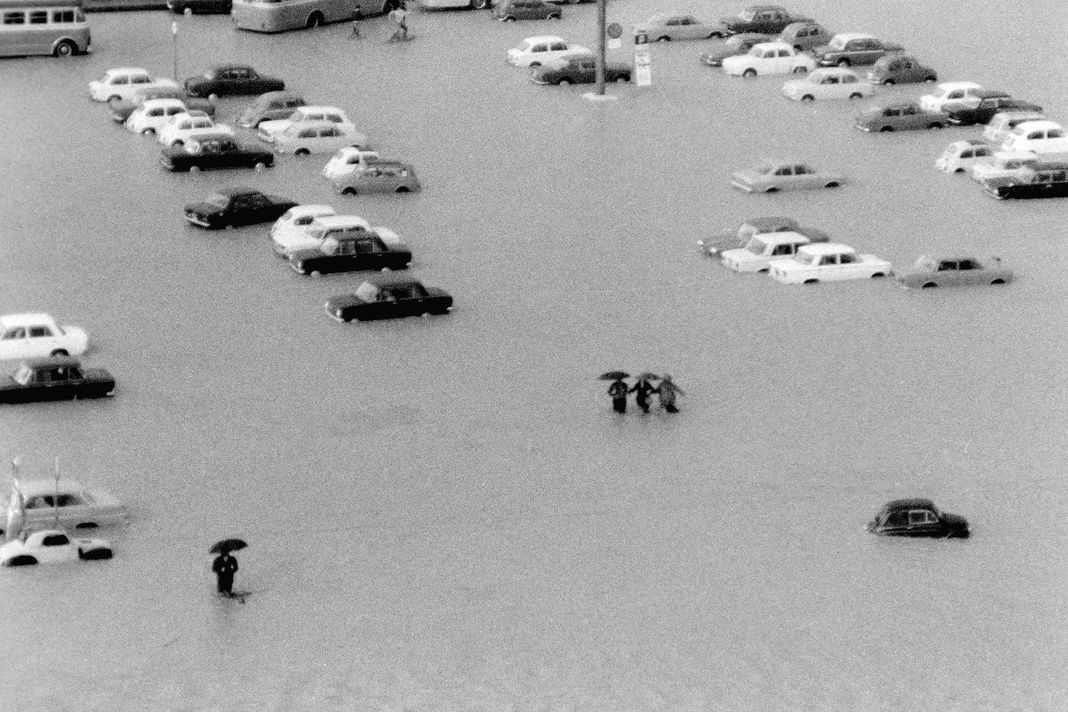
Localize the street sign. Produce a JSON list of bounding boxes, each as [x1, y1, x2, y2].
[[634, 31, 648, 45], [634, 45, 651, 86], [608, 37, 621, 50], [606, 22, 622, 39]]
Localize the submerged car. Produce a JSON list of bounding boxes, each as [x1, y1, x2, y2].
[[183, 187, 298, 229], [719, 5, 810, 36], [492, 0, 560, 22], [0, 528, 113, 566], [325, 276, 453, 322], [0, 313, 87, 360], [331, 162, 421, 195], [935, 140, 994, 174], [275, 213, 374, 256], [782, 67, 873, 101], [720, 228, 830, 272], [866, 499, 969, 538], [969, 150, 1041, 184], [895, 255, 1012, 289], [531, 54, 631, 85], [184, 65, 284, 98], [768, 242, 890, 284], [633, 14, 728, 41], [854, 101, 947, 132], [270, 205, 339, 253], [775, 21, 832, 52], [160, 134, 274, 172], [257, 106, 360, 144], [124, 98, 191, 135], [813, 33, 904, 67], [0, 357, 115, 404], [721, 41, 815, 77], [157, 111, 234, 147], [943, 92, 1041, 127], [273, 120, 366, 156], [700, 33, 769, 67], [507, 35, 590, 67], [236, 91, 306, 128], [89, 68, 178, 103], [999, 120, 1068, 155], [288, 230, 412, 276], [918, 81, 983, 113], [0, 479, 129, 537], [697, 216, 801, 257], [107, 86, 216, 123], [321, 147, 382, 181], [866, 54, 936, 85], [730, 160, 844, 192], [983, 164, 1068, 200]]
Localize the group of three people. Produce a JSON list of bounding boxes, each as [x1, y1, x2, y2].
[[607, 375, 685, 414]]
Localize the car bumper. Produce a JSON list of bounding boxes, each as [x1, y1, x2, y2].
[[729, 180, 754, 192], [184, 212, 212, 228], [855, 124, 872, 132]]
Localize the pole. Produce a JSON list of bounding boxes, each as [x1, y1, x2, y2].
[[172, 21, 178, 82], [53, 456, 60, 528], [595, 0, 606, 95]]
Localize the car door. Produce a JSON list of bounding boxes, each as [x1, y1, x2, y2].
[[906, 509, 942, 536], [36, 532, 75, 563], [0, 326, 28, 359], [38, 365, 77, 401], [27, 323, 60, 356], [837, 252, 865, 279], [244, 193, 274, 224], [816, 253, 838, 277], [350, 236, 384, 271]]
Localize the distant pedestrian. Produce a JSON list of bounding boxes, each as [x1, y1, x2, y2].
[[388, 2, 409, 41], [212, 551, 239, 596], [655, 374, 685, 413], [607, 377, 628, 414], [349, 9, 361, 38], [630, 377, 656, 414]]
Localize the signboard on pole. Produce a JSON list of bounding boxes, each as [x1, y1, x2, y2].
[[633, 44, 651, 86]]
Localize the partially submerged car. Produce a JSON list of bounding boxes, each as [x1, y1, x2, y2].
[[0, 313, 87, 360], [507, 35, 590, 67], [697, 216, 801, 257], [895, 255, 1012, 289], [982, 163, 1068, 200], [968, 150, 1040, 184], [854, 101, 947, 132], [257, 106, 361, 145], [999, 120, 1068, 155], [942, 92, 1042, 127], [781, 67, 873, 101], [720, 228, 830, 272], [89, 67, 179, 103], [183, 187, 298, 229], [730, 159, 844, 192], [157, 111, 235, 147], [160, 133, 274, 172], [236, 91, 306, 128], [768, 242, 890, 284], [866, 499, 969, 538], [775, 21, 832, 52], [321, 147, 382, 181], [0, 479, 129, 537], [700, 33, 769, 67], [325, 277, 453, 322], [107, 86, 215, 123], [0, 528, 113, 566], [530, 54, 631, 85], [721, 41, 815, 77], [273, 120, 366, 156], [983, 111, 1046, 145], [184, 64, 284, 98], [270, 205, 339, 254], [719, 5, 811, 36], [331, 162, 421, 195], [866, 54, 936, 85], [124, 98, 192, 135], [813, 32, 904, 67], [935, 140, 993, 174], [492, 0, 560, 22], [0, 357, 115, 404], [288, 230, 411, 276], [918, 81, 983, 113], [633, 14, 729, 41]]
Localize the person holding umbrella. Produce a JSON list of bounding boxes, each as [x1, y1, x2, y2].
[[655, 374, 685, 413], [630, 373, 659, 414], [600, 371, 630, 413], [210, 538, 246, 597]]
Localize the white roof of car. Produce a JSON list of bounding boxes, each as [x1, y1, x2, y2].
[[523, 35, 566, 44], [106, 67, 149, 76], [141, 98, 186, 110], [288, 204, 336, 217], [933, 81, 981, 92], [799, 242, 855, 256], [293, 106, 345, 115], [0, 313, 56, 326], [312, 215, 371, 230], [752, 41, 794, 51], [756, 231, 810, 245], [13, 479, 88, 498], [810, 67, 859, 78], [829, 32, 875, 42], [1009, 119, 1062, 133]]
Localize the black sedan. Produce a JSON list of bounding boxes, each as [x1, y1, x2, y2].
[[943, 95, 1043, 126], [184, 65, 284, 99], [0, 357, 115, 404], [184, 187, 298, 229], [984, 164, 1068, 200], [866, 499, 969, 538], [531, 56, 631, 85], [167, 0, 231, 13], [161, 134, 274, 173], [289, 233, 412, 276], [325, 277, 452, 322]]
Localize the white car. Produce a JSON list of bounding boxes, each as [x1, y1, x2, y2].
[[969, 150, 1040, 183], [722, 41, 816, 77], [1, 479, 128, 537], [507, 35, 591, 67], [274, 214, 401, 257], [999, 120, 1068, 155], [270, 204, 338, 254], [0, 313, 87, 360], [918, 81, 983, 113], [983, 111, 1045, 145], [158, 111, 235, 147], [273, 120, 368, 156], [935, 140, 994, 174], [0, 528, 112, 566], [321, 147, 382, 181], [782, 67, 874, 101], [721, 231, 818, 273], [89, 67, 179, 103], [124, 98, 189, 135], [257, 106, 362, 144], [768, 243, 891, 284]]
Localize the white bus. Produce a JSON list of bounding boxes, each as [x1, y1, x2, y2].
[[419, 0, 488, 9], [0, 0, 89, 57], [231, 0, 397, 32]]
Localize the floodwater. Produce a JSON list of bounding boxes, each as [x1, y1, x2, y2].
[[1, 1, 1066, 710]]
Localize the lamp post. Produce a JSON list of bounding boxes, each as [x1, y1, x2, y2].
[[172, 20, 178, 81], [594, 0, 606, 96]]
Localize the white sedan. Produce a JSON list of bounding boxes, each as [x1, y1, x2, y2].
[[918, 81, 983, 113], [769, 243, 891, 284], [507, 35, 591, 67], [721, 231, 818, 273], [321, 147, 381, 181], [273, 121, 368, 156], [257, 106, 363, 145], [721, 41, 816, 78], [0, 479, 128, 537], [124, 98, 189, 135], [0, 528, 113, 566], [782, 67, 874, 101], [158, 111, 235, 147], [0, 313, 88, 360], [89, 67, 179, 103], [270, 204, 338, 254]]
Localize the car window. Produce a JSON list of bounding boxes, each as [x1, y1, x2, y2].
[[29, 326, 53, 337], [937, 261, 957, 271], [42, 533, 71, 546], [3, 327, 26, 339], [774, 167, 791, 176], [842, 75, 856, 84], [818, 255, 836, 266], [958, 260, 979, 270], [839, 253, 857, 264]]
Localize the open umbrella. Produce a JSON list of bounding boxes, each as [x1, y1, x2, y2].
[[635, 372, 660, 381], [209, 538, 248, 555], [599, 371, 630, 381]]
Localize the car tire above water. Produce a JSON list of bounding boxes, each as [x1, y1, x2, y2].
[[53, 39, 76, 57]]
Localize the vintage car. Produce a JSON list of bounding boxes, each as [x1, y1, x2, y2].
[[983, 164, 1068, 200], [183, 187, 298, 229], [866, 499, 969, 538], [866, 54, 936, 85], [0, 528, 113, 566], [697, 216, 802, 257], [167, 0, 231, 14], [257, 106, 361, 144], [633, 14, 728, 41], [813, 33, 903, 67], [0, 357, 115, 404], [273, 121, 367, 156], [895, 255, 1012, 289], [508, 35, 590, 67], [237, 91, 307, 128], [719, 5, 811, 36], [721, 41, 815, 77], [999, 120, 1068, 155], [288, 231, 412, 276], [768, 242, 890, 284], [331, 161, 422, 195], [108, 87, 216, 124], [781, 67, 873, 101], [969, 150, 1040, 184], [942, 92, 1041, 126], [854, 101, 947, 132], [935, 140, 994, 174], [699, 33, 769, 67], [775, 21, 832, 52], [531, 54, 632, 85], [160, 134, 274, 172], [124, 98, 189, 135], [0, 479, 129, 537], [157, 111, 235, 147], [918, 81, 983, 113], [492, 0, 560, 22], [0, 313, 87, 360], [730, 160, 844, 192], [270, 205, 338, 253], [274, 213, 374, 256], [325, 276, 452, 322], [720, 228, 830, 273], [89, 68, 179, 103], [184, 65, 285, 99], [321, 147, 382, 181], [983, 111, 1046, 145]]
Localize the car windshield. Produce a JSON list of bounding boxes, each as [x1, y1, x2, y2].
[[744, 237, 768, 254], [753, 161, 775, 175], [13, 364, 33, 385], [828, 36, 847, 50], [794, 252, 817, 265], [737, 9, 755, 21], [204, 194, 230, 208], [355, 282, 379, 302]]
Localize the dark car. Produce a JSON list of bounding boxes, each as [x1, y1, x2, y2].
[[866, 54, 937, 85], [160, 133, 274, 172], [325, 276, 452, 322], [492, 0, 560, 21], [700, 33, 769, 67], [108, 86, 216, 123], [237, 91, 307, 128], [183, 187, 298, 229], [531, 55, 631, 85], [289, 232, 412, 276], [867, 499, 969, 538], [943, 92, 1043, 126], [184, 65, 285, 99], [719, 5, 810, 35], [814, 33, 903, 67], [854, 102, 946, 132], [0, 357, 114, 404], [984, 164, 1068, 200], [167, 0, 231, 13]]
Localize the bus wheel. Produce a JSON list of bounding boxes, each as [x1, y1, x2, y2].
[[54, 40, 76, 58], [306, 11, 323, 28]]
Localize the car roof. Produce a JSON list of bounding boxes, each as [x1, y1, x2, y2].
[[1010, 119, 1062, 132], [212, 64, 253, 72], [971, 88, 1010, 98], [0, 313, 56, 326], [313, 215, 371, 229], [934, 80, 981, 91], [751, 41, 794, 51], [363, 274, 426, 289], [140, 98, 186, 108], [523, 34, 566, 43], [255, 90, 300, 103], [830, 32, 875, 42], [106, 67, 149, 75], [286, 120, 339, 131], [880, 101, 920, 110], [288, 204, 336, 217], [22, 355, 83, 369], [292, 105, 345, 114], [752, 230, 810, 244], [190, 132, 235, 142], [14, 479, 88, 497], [799, 242, 855, 255], [880, 498, 936, 512], [811, 67, 859, 78], [742, 216, 798, 229]]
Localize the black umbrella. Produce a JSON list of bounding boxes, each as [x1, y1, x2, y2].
[[635, 372, 660, 381], [599, 371, 630, 381], [209, 538, 248, 555]]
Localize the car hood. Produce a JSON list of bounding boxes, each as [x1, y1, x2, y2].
[[942, 512, 968, 530], [258, 119, 293, 135], [720, 248, 764, 263], [701, 47, 742, 62], [184, 201, 224, 215], [730, 170, 761, 184], [325, 293, 368, 310]]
